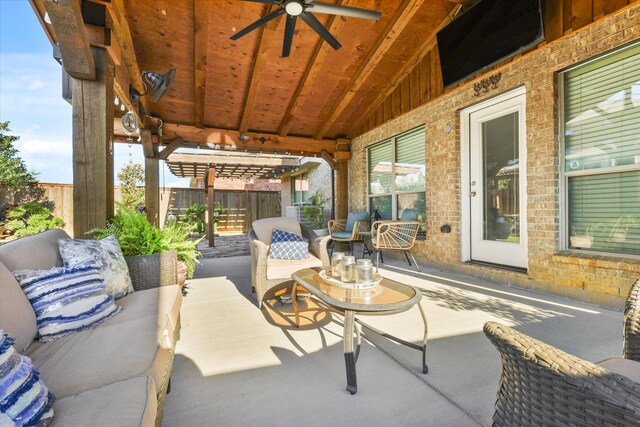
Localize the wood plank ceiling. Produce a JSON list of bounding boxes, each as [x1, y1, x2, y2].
[[32, 0, 636, 151], [123, 0, 456, 140]]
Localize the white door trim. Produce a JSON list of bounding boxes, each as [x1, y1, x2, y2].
[[460, 86, 527, 267]]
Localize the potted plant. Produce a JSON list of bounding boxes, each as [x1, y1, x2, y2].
[[91, 205, 202, 289], [180, 203, 206, 235], [303, 190, 330, 236]]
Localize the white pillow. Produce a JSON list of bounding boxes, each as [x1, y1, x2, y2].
[[58, 235, 134, 299], [0, 331, 55, 425], [12, 260, 121, 342]]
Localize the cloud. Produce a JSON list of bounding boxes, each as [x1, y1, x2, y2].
[[19, 138, 71, 155], [28, 79, 44, 90]]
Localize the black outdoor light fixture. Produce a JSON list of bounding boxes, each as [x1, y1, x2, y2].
[[129, 68, 177, 104]]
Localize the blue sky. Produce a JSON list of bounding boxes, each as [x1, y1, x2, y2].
[[0, 1, 188, 187]]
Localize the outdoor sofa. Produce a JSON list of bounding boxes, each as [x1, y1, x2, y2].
[[0, 229, 182, 426]]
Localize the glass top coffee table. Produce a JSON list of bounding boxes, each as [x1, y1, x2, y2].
[[291, 267, 428, 395]]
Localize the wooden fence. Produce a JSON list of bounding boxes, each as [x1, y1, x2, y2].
[[2, 184, 281, 236]]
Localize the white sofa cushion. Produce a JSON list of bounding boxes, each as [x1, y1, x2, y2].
[[266, 254, 323, 280], [109, 285, 183, 333], [25, 313, 172, 399], [53, 376, 157, 427]]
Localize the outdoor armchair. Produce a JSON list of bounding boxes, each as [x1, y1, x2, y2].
[[371, 209, 421, 272], [484, 321, 640, 426], [328, 211, 370, 255], [249, 217, 330, 309]]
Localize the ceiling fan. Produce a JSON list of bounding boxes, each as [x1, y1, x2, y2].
[[230, 0, 382, 57]]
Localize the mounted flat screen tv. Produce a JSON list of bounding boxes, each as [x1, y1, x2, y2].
[[436, 0, 545, 88]]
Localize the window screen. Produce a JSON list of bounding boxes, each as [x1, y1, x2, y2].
[[563, 43, 640, 255]]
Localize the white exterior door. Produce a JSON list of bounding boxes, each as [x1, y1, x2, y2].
[[461, 87, 528, 269]]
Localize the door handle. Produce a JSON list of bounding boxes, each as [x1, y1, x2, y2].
[[469, 191, 477, 197]]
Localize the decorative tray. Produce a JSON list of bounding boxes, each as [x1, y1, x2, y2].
[[318, 270, 382, 290]]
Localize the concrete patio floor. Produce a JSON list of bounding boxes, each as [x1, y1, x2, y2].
[[163, 254, 623, 426]]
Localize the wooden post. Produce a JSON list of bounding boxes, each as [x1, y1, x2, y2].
[[335, 151, 350, 220], [206, 165, 215, 247], [143, 135, 160, 226], [72, 47, 114, 237], [334, 138, 351, 220]]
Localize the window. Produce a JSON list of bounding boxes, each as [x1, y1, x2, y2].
[[292, 172, 309, 205], [562, 43, 640, 256], [367, 126, 426, 234]]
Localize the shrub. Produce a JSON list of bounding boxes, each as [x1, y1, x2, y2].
[[4, 202, 64, 237]]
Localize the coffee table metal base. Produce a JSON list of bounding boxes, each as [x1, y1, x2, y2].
[[291, 282, 428, 395]]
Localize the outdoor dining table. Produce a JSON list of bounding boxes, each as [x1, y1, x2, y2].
[[291, 267, 428, 394]]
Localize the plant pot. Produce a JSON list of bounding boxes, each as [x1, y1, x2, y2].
[[125, 250, 178, 291], [177, 260, 188, 288]]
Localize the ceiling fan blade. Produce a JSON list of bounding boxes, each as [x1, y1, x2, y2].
[[300, 12, 342, 51], [282, 15, 298, 57], [230, 7, 286, 40], [310, 2, 382, 21], [238, 0, 280, 4]]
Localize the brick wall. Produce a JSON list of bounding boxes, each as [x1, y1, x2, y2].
[[350, 4, 640, 308], [281, 158, 334, 221]]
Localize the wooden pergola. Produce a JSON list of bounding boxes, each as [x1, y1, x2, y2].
[[165, 152, 301, 246]]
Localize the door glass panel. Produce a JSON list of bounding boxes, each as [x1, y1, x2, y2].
[[482, 112, 520, 243]]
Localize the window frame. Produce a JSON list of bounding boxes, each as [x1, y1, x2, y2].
[[366, 126, 426, 223], [291, 171, 309, 206], [559, 41, 640, 258]]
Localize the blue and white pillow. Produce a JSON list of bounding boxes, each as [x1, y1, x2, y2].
[[58, 235, 134, 299], [0, 332, 55, 426], [12, 260, 121, 342], [268, 229, 309, 260]]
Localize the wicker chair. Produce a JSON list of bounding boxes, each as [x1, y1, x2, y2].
[[328, 211, 370, 255], [249, 217, 330, 309], [625, 278, 640, 362], [484, 321, 640, 426], [371, 209, 421, 272]]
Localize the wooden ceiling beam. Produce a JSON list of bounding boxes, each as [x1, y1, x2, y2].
[[162, 123, 338, 155], [348, 4, 461, 136], [167, 152, 300, 168], [239, 5, 280, 132], [277, 0, 357, 137], [158, 137, 184, 160], [194, 0, 210, 128], [113, 120, 338, 155], [42, 0, 96, 80], [107, 0, 149, 121], [29, 0, 56, 45], [140, 128, 155, 158], [84, 24, 122, 65], [313, 0, 425, 140]]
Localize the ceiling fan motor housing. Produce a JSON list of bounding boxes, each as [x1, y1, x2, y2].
[[285, 0, 304, 16]]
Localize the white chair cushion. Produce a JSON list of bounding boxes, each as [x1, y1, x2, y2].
[[252, 217, 302, 244], [265, 254, 322, 280]]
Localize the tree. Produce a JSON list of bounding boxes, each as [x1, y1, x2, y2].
[[0, 122, 45, 213], [117, 160, 145, 209], [0, 122, 38, 188]]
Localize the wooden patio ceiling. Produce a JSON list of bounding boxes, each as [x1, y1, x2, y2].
[[166, 152, 301, 179], [31, 0, 469, 155]]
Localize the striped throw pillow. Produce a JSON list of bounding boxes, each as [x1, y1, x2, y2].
[[12, 260, 121, 342], [0, 332, 55, 426]]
